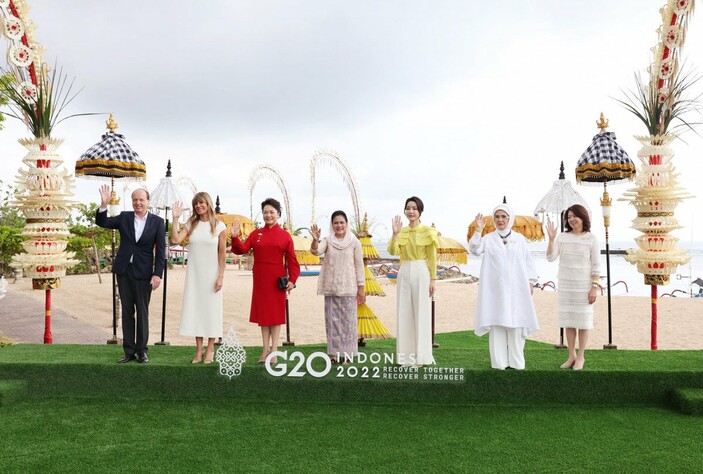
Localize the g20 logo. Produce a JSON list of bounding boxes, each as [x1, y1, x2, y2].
[[264, 351, 381, 379], [265, 351, 332, 378]]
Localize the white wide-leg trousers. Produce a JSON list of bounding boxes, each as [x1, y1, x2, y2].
[[396, 260, 435, 366], [488, 326, 525, 370]]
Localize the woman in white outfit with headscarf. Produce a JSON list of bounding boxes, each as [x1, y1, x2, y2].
[[468, 203, 540, 370]]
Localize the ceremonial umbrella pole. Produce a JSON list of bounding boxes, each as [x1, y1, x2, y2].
[[150, 160, 183, 346], [575, 114, 636, 350], [431, 223, 469, 349], [75, 114, 147, 344], [356, 213, 391, 347], [534, 161, 589, 348]]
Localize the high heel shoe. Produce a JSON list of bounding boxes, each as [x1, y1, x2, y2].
[[560, 359, 575, 369], [192, 352, 204, 364], [573, 358, 585, 371], [203, 350, 215, 365]]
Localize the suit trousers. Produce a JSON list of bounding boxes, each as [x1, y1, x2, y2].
[[488, 326, 525, 370], [117, 264, 152, 356]]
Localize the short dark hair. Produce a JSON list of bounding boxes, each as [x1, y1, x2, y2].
[[404, 196, 424, 215], [261, 197, 282, 216], [331, 210, 348, 223], [564, 204, 591, 233]]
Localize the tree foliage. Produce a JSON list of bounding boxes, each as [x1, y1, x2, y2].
[[0, 179, 25, 276], [65, 203, 116, 274]]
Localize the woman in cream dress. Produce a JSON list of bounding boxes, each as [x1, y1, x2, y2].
[[171, 192, 226, 364], [546, 204, 600, 370]]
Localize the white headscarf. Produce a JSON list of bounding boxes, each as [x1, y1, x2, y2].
[[327, 221, 354, 250], [493, 203, 515, 238]]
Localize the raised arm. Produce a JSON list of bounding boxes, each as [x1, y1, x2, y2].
[[468, 213, 486, 256], [170, 201, 189, 244], [387, 215, 403, 256], [229, 219, 252, 254], [545, 218, 559, 262]]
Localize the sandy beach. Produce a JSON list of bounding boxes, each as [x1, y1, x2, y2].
[[4, 266, 702, 350]]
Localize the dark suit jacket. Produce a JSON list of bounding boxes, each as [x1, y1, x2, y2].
[[96, 209, 166, 280]]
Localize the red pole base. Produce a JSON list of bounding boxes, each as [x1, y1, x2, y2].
[[651, 285, 658, 351], [44, 289, 53, 344]]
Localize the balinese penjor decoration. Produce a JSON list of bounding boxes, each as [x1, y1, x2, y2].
[[10, 136, 79, 282], [617, 0, 698, 350], [1, 1, 82, 343]]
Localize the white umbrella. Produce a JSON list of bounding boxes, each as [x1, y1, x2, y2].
[[534, 161, 589, 349], [534, 161, 589, 225], [150, 160, 184, 214], [149, 160, 184, 345]]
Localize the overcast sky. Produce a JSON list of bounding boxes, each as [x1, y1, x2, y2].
[[2, 0, 703, 246]]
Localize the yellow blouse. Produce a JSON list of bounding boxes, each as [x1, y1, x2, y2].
[[387, 224, 439, 279]]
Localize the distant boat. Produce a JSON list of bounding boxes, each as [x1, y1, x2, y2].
[[300, 265, 321, 276]]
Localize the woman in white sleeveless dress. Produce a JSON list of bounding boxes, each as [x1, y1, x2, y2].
[[171, 192, 226, 364]]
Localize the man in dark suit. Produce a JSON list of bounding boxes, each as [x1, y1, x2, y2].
[[96, 185, 165, 363]]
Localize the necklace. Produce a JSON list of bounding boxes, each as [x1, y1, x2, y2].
[[498, 230, 512, 244]]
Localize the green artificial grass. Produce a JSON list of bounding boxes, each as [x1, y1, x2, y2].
[[1, 331, 702, 409], [672, 388, 703, 416], [2, 332, 703, 472], [0, 380, 26, 407], [1, 399, 702, 472]]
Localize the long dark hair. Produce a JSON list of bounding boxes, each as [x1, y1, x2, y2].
[[563, 204, 591, 233]]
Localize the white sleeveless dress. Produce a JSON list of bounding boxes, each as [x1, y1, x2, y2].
[[179, 220, 226, 337]]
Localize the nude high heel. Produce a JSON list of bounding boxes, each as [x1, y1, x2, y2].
[[192, 352, 204, 364]]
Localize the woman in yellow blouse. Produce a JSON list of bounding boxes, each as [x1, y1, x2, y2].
[[388, 196, 438, 366]]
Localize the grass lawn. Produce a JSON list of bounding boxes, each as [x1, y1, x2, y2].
[[2, 400, 703, 472], [1, 332, 703, 472]]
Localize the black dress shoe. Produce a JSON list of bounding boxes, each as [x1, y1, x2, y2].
[[137, 353, 149, 364], [118, 355, 137, 363]]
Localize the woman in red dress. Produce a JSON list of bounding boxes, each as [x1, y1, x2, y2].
[[230, 198, 300, 364]]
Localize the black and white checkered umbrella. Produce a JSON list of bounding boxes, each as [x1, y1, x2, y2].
[[575, 131, 635, 184], [75, 130, 146, 180]]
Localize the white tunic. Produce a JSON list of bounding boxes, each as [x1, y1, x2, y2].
[[469, 230, 540, 338], [546, 232, 600, 330], [179, 220, 226, 338]]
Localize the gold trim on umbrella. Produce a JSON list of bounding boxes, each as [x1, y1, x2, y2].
[[467, 215, 545, 242]]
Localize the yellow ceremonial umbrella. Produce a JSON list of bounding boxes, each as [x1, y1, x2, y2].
[[467, 215, 544, 242], [290, 234, 320, 265], [217, 213, 256, 241], [432, 224, 469, 265]]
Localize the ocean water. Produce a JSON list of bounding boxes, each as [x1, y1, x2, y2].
[[375, 240, 703, 298]]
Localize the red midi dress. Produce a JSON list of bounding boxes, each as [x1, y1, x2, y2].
[[231, 224, 300, 326]]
